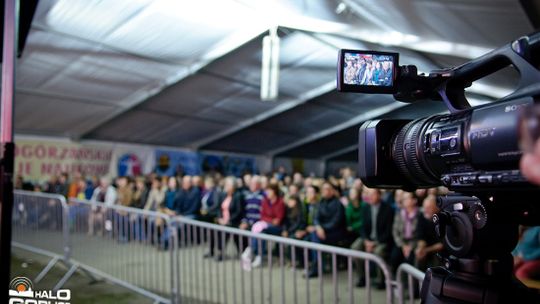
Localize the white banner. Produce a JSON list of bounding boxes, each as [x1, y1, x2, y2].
[[108, 144, 155, 177], [15, 139, 112, 182]]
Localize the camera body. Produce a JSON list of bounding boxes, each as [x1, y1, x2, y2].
[[359, 97, 533, 191], [337, 33, 540, 192], [337, 34, 540, 304]]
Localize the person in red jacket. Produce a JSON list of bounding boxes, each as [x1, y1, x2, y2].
[[242, 183, 285, 270], [260, 183, 286, 226]]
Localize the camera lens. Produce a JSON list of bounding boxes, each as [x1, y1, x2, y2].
[[392, 117, 440, 187]]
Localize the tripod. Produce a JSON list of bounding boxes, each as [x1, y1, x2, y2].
[[420, 194, 540, 303]]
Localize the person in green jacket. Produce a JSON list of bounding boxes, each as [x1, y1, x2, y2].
[[345, 187, 364, 243], [300, 185, 320, 240]]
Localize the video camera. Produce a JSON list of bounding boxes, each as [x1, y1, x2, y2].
[[337, 35, 540, 193], [338, 33, 540, 304]]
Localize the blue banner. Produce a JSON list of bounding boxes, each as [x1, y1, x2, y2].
[[154, 149, 200, 176], [200, 154, 256, 177]]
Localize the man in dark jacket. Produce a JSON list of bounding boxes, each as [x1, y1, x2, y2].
[[351, 187, 394, 288], [175, 175, 201, 219], [306, 182, 346, 278], [199, 177, 222, 223]]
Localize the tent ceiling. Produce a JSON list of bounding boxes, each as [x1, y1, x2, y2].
[[275, 100, 449, 159], [14, 0, 534, 160]]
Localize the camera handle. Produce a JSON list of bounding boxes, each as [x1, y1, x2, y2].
[[420, 194, 540, 304], [395, 32, 540, 114]]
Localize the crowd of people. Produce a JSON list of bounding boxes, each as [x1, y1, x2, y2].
[[15, 166, 540, 289], [344, 54, 393, 86]]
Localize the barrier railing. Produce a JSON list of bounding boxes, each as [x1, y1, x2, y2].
[[68, 198, 176, 303], [396, 263, 425, 304], [12, 190, 72, 288], [13, 190, 69, 259], [171, 216, 394, 304], [12, 190, 428, 304], [12, 191, 172, 304]]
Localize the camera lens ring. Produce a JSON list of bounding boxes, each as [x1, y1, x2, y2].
[[392, 118, 436, 185], [393, 121, 416, 182]]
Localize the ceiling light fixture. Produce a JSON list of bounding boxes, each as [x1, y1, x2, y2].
[[261, 27, 280, 101]]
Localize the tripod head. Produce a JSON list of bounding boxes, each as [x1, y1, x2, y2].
[[421, 193, 540, 303]]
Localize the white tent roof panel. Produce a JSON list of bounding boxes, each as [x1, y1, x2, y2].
[[13, 0, 536, 159], [16, 92, 118, 136], [139, 74, 250, 115]]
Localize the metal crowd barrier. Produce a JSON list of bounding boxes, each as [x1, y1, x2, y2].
[[12, 190, 426, 304], [12, 190, 72, 288], [171, 216, 394, 304], [13, 190, 69, 258], [396, 263, 425, 304], [12, 191, 172, 304], [68, 198, 175, 303]]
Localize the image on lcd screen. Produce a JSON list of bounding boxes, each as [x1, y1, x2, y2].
[[343, 52, 394, 86]]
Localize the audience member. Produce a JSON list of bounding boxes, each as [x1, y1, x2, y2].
[[352, 187, 394, 288], [241, 174, 251, 194], [142, 177, 166, 246], [88, 177, 117, 235], [91, 177, 117, 205], [282, 195, 306, 239], [390, 192, 420, 273], [283, 175, 292, 188], [144, 178, 165, 212], [132, 177, 149, 209], [235, 177, 244, 192], [175, 175, 201, 219], [345, 187, 364, 243], [67, 172, 82, 198], [245, 183, 286, 268], [393, 189, 405, 210], [292, 172, 304, 188], [415, 195, 443, 271], [206, 177, 245, 261], [45, 173, 69, 196], [85, 176, 98, 200], [115, 176, 133, 241], [75, 179, 87, 200], [116, 176, 134, 207], [282, 195, 307, 267], [306, 182, 346, 278], [414, 189, 427, 204], [199, 177, 221, 223], [192, 175, 203, 192], [352, 178, 363, 192], [14, 175, 25, 190], [299, 185, 320, 240], [163, 176, 178, 216], [260, 175, 269, 190], [287, 184, 300, 199], [239, 175, 264, 230]]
